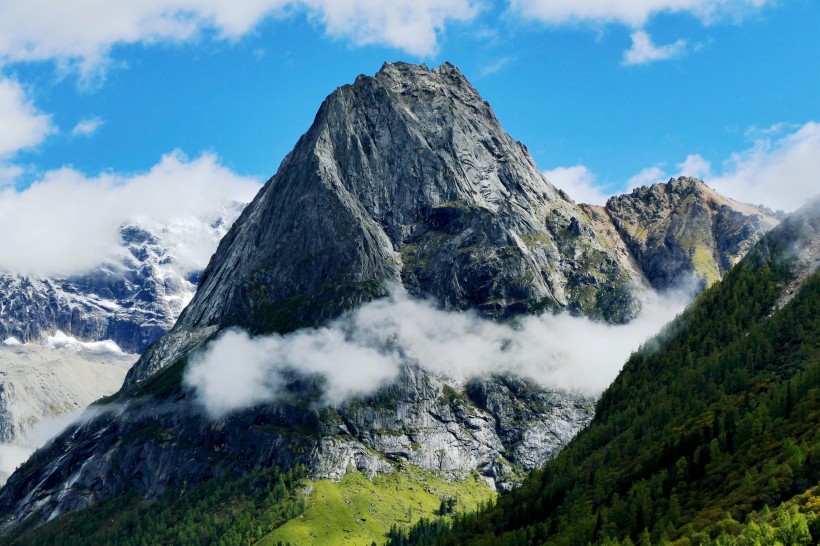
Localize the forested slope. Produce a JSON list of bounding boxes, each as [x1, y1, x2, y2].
[[388, 201, 820, 545]]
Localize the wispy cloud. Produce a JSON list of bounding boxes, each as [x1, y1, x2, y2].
[[623, 31, 686, 65], [480, 56, 514, 76], [70, 117, 103, 137], [508, 0, 771, 27], [185, 285, 692, 418]]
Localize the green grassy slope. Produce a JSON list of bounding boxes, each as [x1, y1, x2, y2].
[[260, 467, 495, 546]]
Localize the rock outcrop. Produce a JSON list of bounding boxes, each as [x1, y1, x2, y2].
[[584, 177, 780, 290]]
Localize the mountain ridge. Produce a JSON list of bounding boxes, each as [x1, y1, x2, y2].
[[0, 62, 788, 542]]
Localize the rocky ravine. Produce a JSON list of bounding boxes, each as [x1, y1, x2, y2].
[[0, 62, 779, 534]]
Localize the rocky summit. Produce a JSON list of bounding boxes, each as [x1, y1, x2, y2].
[[0, 63, 781, 536], [587, 177, 780, 290]]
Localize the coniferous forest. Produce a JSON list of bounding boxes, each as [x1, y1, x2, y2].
[[386, 207, 820, 545]]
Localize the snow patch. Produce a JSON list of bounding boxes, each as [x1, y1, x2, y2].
[[46, 331, 125, 355], [3, 336, 22, 346]]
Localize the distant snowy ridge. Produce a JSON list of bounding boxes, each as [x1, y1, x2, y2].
[[0, 201, 247, 353], [0, 200, 248, 484]]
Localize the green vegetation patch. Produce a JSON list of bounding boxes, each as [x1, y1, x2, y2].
[[691, 245, 721, 286], [259, 466, 496, 546], [8, 465, 306, 546]]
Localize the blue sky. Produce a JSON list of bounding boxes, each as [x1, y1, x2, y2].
[[0, 0, 818, 274]]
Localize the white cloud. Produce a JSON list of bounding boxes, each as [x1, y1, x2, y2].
[[676, 153, 712, 180], [619, 122, 820, 212], [626, 165, 666, 190], [480, 56, 514, 76], [0, 78, 53, 158], [509, 0, 769, 27], [185, 285, 691, 418], [0, 150, 260, 276], [302, 0, 480, 56], [0, 0, 480, 75], [0, 163, 23, 187], [623, 30, 686, 65], [543, 165, 611, 205], [71, 117, 103, 137], [707, 121, 820, 211]]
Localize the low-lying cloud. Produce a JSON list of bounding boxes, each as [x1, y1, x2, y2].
[[0, 405, 120, 483], [0, 150, 259, 276], [184, 285, 691, 418]]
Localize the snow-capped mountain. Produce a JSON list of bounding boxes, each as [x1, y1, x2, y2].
[[0, 201, 248, 484], [0, 201, 247, 354]]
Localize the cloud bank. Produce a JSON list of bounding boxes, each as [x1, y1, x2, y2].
[[185, 286, 691, 418], [0, 150, 260, 276], [0, 0, 480, 76]]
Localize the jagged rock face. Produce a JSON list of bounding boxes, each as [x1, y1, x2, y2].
[[588, 177, 780, 290], [0, 208, 244, 353], [126, 62, 642, 385], [175, 61, 639, 335], [0, 365, 592, 529]]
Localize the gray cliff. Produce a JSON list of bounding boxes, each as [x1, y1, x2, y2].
[[125, 61, 646, 386]]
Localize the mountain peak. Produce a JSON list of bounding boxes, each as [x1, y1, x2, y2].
[[125, 62, 646, 384], [603, 177, 780, 289]]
